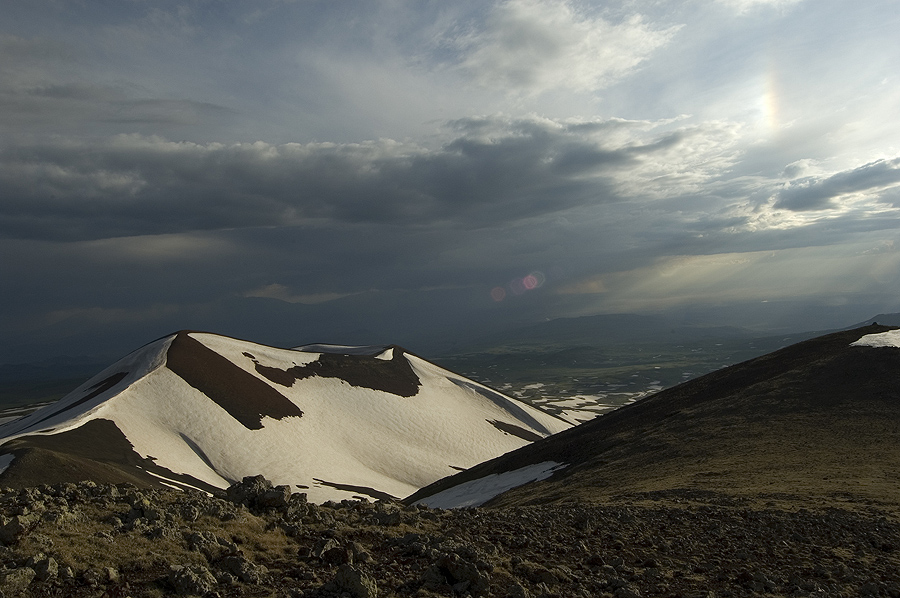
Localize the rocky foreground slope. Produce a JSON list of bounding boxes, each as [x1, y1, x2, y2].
[[2, 476, 900, 598]]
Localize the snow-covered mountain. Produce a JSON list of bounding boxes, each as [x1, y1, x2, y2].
[[0, 331, 570, 502]]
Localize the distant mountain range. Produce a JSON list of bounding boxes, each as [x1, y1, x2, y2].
[[0, 331, 569, 502]]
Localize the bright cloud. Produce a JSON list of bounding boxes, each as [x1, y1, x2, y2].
[[715, 0, 805, 14], [456, 0, 679, 94], [558, 242, 900, 314], [775, 157, 900, 211], [2, 0, 900, 361]]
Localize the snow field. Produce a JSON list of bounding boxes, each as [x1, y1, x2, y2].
[[1, 332, 572, 503]]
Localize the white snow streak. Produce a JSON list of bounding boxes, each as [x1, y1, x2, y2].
[[414, 461, 568, 509], [850, 329, 900, 348]]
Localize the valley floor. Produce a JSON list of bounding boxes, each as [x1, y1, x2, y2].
[[1, 480, 899, 598]]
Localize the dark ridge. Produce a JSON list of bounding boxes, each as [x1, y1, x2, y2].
[[0, 418, 220, 494], [28, 371, 129, 427], [166, 332, 303, 430], [295, 344, 390, 356], [312, 478, 399, 502], [487, 419, 543, 442], [253, 363, 303, 387], [406, 324, 900, 508], [253, 346, 421, 397]]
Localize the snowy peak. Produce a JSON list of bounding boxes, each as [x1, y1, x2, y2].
[[167, 331, 306, 430], [0, 331, 570, 502]]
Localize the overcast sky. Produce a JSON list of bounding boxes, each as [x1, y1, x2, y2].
[[3, 0, 900, 361]]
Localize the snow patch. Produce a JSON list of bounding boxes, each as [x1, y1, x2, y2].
[[414, 461, 568, 509], [194, 333, 319, 373], [851, 329, 900, 348]]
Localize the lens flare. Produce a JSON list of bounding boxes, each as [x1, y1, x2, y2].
[[492, 271, 546, 302], [524, 271, 545, 289]]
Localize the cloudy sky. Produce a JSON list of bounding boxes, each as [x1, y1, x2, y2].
[[3, 0, 900, 361]]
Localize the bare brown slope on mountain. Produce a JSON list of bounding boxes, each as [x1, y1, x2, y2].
[[0, 419, 222, 493], [408, 324, 900, 509]]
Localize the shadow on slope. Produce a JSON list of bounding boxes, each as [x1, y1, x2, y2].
[[0, 418, 221, 492]]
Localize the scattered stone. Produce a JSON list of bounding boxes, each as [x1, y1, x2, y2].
[[187, 530, 236, 560], [1, 479, 899, 598], [223, 475, 305, 518], [0, 514, 36, 545], [258, 485, 292, 509], [0, 567, 35, 595], [219, 554, 268, 584], [32, 556, 57, 582], [434, 552, 490, 595], [82, 567, 105, 587], [169, 564, 218, 596]]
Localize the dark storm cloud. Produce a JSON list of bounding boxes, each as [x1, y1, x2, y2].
[[1, 79, 233, 130], [0, 116, 692, 242], [775, 157, 900, 211]]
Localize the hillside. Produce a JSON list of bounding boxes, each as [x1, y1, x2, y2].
[[410, 324, 900, 509], [2, 326, 900, 597], [0, 331, 569, 502]]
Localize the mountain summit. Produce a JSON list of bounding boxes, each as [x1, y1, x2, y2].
[[410, 324, 900, 508], [0, 331, 569, 502]]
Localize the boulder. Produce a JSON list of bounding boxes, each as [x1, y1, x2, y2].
[[333, 563, 377, 598], [169, 564, 218, 596]]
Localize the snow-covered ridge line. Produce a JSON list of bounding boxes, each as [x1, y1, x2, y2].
[[0, 331, 571, 503], [0, 334, 175, 438]]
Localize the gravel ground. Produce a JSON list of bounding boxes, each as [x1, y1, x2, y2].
[[1, 478, 899, 598]]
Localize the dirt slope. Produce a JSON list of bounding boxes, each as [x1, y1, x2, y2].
[[409, 324, 900, 510]]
